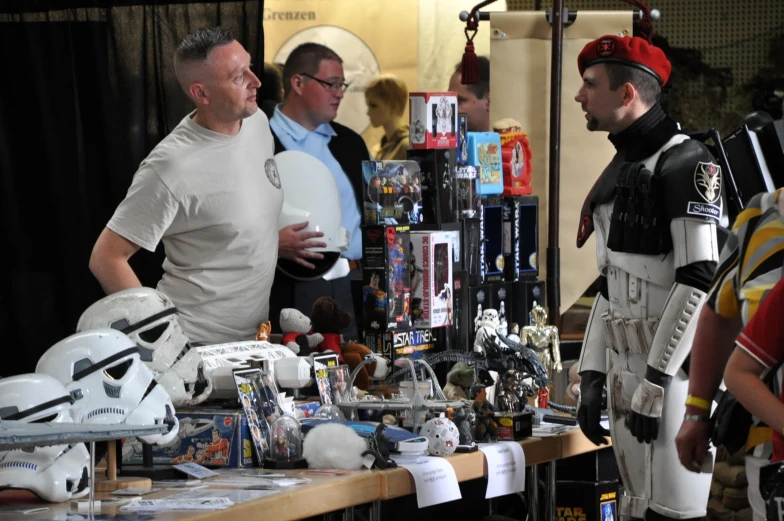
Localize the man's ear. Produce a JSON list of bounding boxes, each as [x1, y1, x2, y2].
[[622, 82, 636, 107], [189, 83, 209, 105], [290, 74, 306, 97]]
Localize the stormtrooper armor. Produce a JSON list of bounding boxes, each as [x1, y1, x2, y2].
[[36, 328, 179, 446], [0, 374, 91, 503], [77, 287, 212, 406], [578, 135, 720, 520]]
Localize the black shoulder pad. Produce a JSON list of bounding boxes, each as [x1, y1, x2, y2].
[[656, 138, 723, 223]]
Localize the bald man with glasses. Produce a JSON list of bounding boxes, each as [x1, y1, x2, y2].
[[269, 42, 370, 342]]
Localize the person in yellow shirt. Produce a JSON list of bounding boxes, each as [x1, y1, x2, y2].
[[365, 74, 409, 161]]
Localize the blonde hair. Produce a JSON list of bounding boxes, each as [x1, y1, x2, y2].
[[365, 74, 408, 117]]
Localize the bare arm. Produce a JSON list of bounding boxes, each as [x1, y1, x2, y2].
[[675, 304, 741, 471], [89, 227, 143, 294], [725, 349, 784, 435], [685, 305, 742, 411]]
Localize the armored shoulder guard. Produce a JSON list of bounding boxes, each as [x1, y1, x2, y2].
[[656, 139, 723, 224]]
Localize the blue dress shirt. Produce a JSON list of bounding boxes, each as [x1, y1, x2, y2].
[[270, 105, 362, 260]]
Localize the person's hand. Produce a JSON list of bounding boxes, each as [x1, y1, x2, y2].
[[278, 221, 327, 269], [577, 370, 611, 446], [675, 416, 712, 473]]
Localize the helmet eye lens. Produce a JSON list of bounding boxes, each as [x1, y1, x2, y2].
[[138, 323, 169, 344], [104, 359, 132, 380]]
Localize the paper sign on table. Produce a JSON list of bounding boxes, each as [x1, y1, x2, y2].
[[174, 462, 220, 479], [479, 441, 526, 499], [121, 497, 233, 511], [391, 455, 461, 508]]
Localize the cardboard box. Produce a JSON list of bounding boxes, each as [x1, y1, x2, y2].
[[364, 328, 438, 363], [512, 279, 546, 328], [406, 148, 457, 225], [479, 197, 506, 283], [493, 410, 533, 441], [122, 408, 253, 468], [556, 480, 619, 521], [410, 231, 454, 329], [361, 225, 412, 333], [512, 195, 540, 281], [467, 131, 504, 196], [361, 160, 423, 225], [409, 91, 458, 149]]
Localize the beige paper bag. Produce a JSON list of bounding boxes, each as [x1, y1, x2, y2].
[[489, 11, 632, 314]]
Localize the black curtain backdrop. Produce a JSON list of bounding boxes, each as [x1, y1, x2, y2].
[[0, 2, 265, 377]]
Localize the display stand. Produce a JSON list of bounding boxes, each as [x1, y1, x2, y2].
[[94, 441, 152, 491]]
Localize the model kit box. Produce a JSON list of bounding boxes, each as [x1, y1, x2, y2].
[[409, 91, 458, 149], [406, 148, 457, 225], [410, 231, 454, 329], [508, 195, 539, 280], [493, 410, 533, 441], [361, 160, 423, 225], [361, 225, 412, 333], [122, 408, 253, 468]]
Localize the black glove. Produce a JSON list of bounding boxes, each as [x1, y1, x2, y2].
[[625, 365, 672, 444], [577, 370, 611, 446]]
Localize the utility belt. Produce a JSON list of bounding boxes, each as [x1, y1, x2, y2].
[[602, 311, 659, 355]]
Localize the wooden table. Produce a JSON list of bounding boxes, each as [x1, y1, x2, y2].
[[0, 429, 607, 521]]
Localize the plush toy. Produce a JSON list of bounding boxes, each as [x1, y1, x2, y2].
[[310, 296, 351, 361], [279, 308, 323, 356], [342, 342, 389, 391], [302, 423, 367, 470]]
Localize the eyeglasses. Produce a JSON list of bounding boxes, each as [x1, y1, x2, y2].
[[299, 72, 349, 94]]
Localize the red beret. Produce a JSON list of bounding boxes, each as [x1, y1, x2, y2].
[[577, 34, 671, 87]]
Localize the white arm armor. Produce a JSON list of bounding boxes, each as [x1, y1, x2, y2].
[[670, 218, 720, 268], [577, 294, 610, 374], [646, 283, 707, 376], [644, 218, 716, 375]]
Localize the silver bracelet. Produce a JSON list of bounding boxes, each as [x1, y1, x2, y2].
[[683, 413, 711, 423]]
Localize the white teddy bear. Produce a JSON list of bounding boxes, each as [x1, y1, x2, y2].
[[279, 308, 323, 355]]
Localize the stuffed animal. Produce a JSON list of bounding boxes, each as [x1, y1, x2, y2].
[[279, 308, 323, 356], [310, 296, 351, 361], [342, 342, 389, 391]]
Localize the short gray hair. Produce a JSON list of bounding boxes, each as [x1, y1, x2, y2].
[[175, 27, 235, 64]]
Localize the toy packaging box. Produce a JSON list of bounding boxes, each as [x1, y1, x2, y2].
[[406, 148, 457, 225], [409, 91, 458, 149], [365, 328, 437, 364], [361, 160, 423, 225], [500, 131, 533, 196], [409, 231, 454, 329], [479, 197, 506, 283], [121, 408, 253, 468], [467, 131, 504, 196], [361, 225, 412, 333]]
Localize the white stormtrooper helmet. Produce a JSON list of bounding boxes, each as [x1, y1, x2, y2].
[[480, 309, 500, 330], [274, 150, 349, 281], [0, 374, 91, 503], [36, 328, 179, 446], [76, 288, 212, 406]]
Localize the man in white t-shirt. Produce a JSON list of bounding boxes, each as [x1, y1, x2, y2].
[[88, 27, 286, 344]]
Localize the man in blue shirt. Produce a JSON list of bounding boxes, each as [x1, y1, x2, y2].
[[271, 43, 370, 341]]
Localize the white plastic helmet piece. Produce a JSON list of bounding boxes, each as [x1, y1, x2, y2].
[[275, 150, 349, 281], [0, 374, 90, 503], [36, 328, 179, 446], [76, 287, 212, 406]]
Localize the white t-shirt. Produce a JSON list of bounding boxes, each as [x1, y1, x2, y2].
[[108, 109, 283, 343]]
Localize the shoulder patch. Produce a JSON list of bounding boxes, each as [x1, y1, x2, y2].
[[693, 161, 721, 204], [265, 158, 281, 189]]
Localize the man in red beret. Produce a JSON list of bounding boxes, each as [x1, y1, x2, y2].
[[573, 34, 720, 521]]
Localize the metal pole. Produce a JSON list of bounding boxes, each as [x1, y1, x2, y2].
[[546, 460, 557, 521], [529, 464, 540, 521], [546, 0, 566, 328]]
